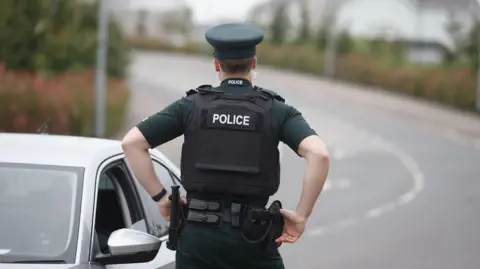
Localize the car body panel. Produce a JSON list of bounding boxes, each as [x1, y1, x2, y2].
[[0, 133, 178, 268]]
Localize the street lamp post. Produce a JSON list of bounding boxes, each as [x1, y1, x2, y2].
[[94, 0, 109, 137], [323, 0, 352, 77], [323, 0, 338, 77], [476, 16, 480, 113]]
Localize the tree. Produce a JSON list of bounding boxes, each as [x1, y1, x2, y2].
[[269, 3, 289, 45], [296, 2, 310, 44], [443, 10, 466, 64], [464, 18, 480, 72], [0, 0, 130, 77], [136, 9, 148, 37], [336, 29, 353, 55], [315, 11, 336, 50], [159, 7, 194, 40]]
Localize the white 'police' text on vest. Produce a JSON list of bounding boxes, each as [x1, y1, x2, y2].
[[212, 113, 250, 126]]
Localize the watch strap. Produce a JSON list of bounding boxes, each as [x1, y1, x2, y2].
[[152, 188, 167, 202]]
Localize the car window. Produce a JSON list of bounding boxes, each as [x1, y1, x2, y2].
[[133, 180, 170, 238], [0, 163, 82, 264], [123, 158, 186, 238], [132, 161, 176, 238], [98, 173, 115, 190], [153, 160, 186, 197], [93, 163, 148, 255], [152, 161, 176, 191]]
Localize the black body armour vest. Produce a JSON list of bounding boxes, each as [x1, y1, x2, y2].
[[181, 85, 281, 197]]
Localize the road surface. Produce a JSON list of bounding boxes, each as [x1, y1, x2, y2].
[[117, 51, 480, 269]]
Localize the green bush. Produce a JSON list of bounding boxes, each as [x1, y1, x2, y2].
[[0, 0, 130, 78]]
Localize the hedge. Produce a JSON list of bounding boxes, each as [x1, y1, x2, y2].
[[127, 37, 477, 112], [0, 0, 132, 137], [0, 64, 129, 137]]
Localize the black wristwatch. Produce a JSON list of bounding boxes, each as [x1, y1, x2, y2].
[[152, 188, 167, 202]]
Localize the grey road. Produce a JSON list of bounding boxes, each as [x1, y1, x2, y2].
[[117, 51, 480, 269]]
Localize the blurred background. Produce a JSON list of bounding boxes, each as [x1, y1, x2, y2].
[[1, 0, 480, 268], [2, 0, 480, 136]]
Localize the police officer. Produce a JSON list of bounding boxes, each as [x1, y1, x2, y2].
[[122, 23, 330, 269]]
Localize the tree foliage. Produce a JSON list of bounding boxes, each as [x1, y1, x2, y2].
[[296, 2, 310, 43], [315, 11, 336, 50], [269, 3, 289, 45], [464, 19, 480, 71], [0, 0, 130, 78]]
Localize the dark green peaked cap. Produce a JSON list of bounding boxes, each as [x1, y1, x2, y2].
[[205, 23, 264, 60]]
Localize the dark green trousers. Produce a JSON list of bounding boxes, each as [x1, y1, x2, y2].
[[176, 222, 285, 269]]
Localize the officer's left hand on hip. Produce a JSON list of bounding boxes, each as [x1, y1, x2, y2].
[[274, 208, 306, 244]]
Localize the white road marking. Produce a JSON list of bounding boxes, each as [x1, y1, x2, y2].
[[332, 148, 346, 160], [336, 178, 352, 189], [308, 227, 327, 236], [338, 218, 358, 228], [365, 203, 396, 219], [306, 111, 426, 237], [322, 178, 352, 192]]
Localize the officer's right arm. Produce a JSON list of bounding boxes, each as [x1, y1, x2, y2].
[[122, 97, 191, 199], [280, 105, 330, 221]]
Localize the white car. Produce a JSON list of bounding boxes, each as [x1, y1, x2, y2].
[[0, 133, 186, 268]]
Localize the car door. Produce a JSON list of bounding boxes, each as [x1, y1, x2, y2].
[[90, 156, 173, 269], [118, 154, 183, 269]]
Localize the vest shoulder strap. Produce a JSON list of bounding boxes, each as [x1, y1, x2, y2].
[[185, 89, 198, 96], [255, 86, 285, 103], [197, 84, 224, 95], [185, 84, 223, 97]]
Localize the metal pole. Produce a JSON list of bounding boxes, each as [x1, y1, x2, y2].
[[476, 16, 480, 113], [323, 0, 336, 77], [323, 0, 349, 77], [325, 29, 336, 77], [94, 0, 109, 137], [468, 0, 480, 113], [415, 4, 423, 65]]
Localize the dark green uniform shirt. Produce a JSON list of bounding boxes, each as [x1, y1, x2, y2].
[[137, 78, 317, 155]]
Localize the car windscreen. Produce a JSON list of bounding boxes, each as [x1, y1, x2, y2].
[[0, 162, 83, 263]]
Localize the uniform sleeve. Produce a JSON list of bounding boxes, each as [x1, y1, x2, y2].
[[280, 105, 317, 155], [136, 97, 191, 148]]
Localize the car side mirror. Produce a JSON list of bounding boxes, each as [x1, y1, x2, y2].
[[93, 228, 162, 265]]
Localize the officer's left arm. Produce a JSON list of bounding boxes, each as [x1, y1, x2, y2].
[[121, 98, 189, 198], [280, 105, 330, 220]]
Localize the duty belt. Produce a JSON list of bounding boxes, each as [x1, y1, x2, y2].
[[186, 199, 245, 227], [186, 198, 285, 251]]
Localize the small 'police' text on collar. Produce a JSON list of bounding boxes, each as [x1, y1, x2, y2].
[[221, 78, 252, 87]]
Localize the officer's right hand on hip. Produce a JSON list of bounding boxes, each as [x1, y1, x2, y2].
[[157, 195, 172, 222], [157, 195, 187, 223], [275, 208, 306, 244]]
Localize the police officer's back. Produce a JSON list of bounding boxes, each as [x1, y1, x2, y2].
[[122, 23, 330, 269]]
